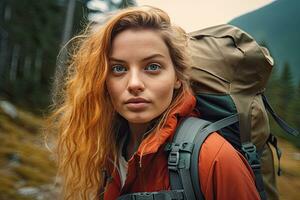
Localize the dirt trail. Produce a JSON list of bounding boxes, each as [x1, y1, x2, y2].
[[277, 138, 300, 200]]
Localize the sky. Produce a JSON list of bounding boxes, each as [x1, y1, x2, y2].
[[136, 0, 275, 32]]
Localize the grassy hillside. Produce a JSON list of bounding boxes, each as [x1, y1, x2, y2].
[[0, 103, 57, 199], [276, 138, 300, 200]]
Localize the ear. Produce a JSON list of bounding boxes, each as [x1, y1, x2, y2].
[[174, 79, 182, 89]]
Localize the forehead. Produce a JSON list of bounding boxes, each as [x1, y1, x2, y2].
[[110, 29, 171, 60]]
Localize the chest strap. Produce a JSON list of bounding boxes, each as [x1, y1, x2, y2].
[[117, 190, 185, 200]]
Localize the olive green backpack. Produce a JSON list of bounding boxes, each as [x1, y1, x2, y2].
[[117, 24, 298, 200], [185, 24, 298, 200]]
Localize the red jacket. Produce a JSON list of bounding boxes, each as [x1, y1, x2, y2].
[[104, 93, 260, 200]]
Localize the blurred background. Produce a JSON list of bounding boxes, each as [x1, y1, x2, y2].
[[0, 0, 299, 199]]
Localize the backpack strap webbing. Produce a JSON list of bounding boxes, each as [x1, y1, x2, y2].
[[241, 142, 267, 200], [166, 117, 211, 200], [262, 94, 299, 136], [190, 114, 239, 199], [167, 114, 239, 200]]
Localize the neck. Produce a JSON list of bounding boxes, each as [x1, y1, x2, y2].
[[128, 122, 149, 146], [125, 122, 149, 160]]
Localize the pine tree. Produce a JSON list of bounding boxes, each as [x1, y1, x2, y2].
[[286, 82, 300, 141], [0, 0, 89, 112], [277, 62, 295, 119]]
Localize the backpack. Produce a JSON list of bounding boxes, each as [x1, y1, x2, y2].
[[117, 24, 298, 200]]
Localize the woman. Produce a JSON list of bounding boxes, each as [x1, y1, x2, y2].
[[50, 6, 260, 200]]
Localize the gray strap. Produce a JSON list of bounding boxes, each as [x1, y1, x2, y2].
[[241, 142, 267, 200], [190, 114, 239, 199], [252, 165, 267, 200], [178, 169, 196, 200], [173, 117, 212, 142], [169, 117, 211, 200], [169, 114, 239, 199]]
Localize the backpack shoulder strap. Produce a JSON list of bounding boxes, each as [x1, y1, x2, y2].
[[167, 114, 239, 200], [190, 114, 239, 199], [167, 117, 211, 200]]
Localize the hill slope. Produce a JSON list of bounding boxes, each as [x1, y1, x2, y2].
[[229, 0, 300, 83], [0, 102, 57, 199]]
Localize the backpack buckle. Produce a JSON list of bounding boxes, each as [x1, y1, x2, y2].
[[135, 192, 154, 200], [117, 190, 185, 200], [168, 151, 179, 170], [241, 143, 261, 170]]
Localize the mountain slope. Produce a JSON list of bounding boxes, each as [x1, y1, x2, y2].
[[229, 0, 300, 83]]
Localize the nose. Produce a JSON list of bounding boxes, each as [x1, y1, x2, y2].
[[127, 69, 145, 95]]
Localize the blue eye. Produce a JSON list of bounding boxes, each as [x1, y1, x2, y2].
[[111, 65, 127, 74], [145, 63, 161, 71]]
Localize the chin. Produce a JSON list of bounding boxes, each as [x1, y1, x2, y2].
[[125, 114, 156, 124], [126, 117, 152, 124]]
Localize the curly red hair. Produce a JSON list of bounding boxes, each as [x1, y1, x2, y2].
[[48, 6, 191, 200]]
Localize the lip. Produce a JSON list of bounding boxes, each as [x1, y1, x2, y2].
[[125, 97, 150, 111], [125, 97, 150, 104]]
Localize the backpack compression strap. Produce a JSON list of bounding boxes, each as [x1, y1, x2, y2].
[[167, 114, 239, 200]]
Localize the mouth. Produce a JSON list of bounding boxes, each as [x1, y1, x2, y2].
[[125, 98, 150, 110], [125, 97, 150, 104]]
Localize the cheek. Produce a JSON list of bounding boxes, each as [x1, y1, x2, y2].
[[153, 82, 175, 108], [106, 80, 122, 107]]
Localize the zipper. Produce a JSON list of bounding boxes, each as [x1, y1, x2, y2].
[[138, 124, 157, 168]]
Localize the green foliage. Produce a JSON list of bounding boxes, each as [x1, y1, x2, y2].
[[277, 62, 294, 119], [0, 0, 136, 114], [0, 0, 61, 113], [4, 0, 62, 49], [118, 0, 136, 8], [0, 0, 88, 114], [286, 82, 300, 135]]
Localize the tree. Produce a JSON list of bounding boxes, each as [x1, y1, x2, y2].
[[0, 0, 88, 113], [276, 62, 295, 119], [85, 0, 136, 23], [265, 61, 298, 141], [286, 81, 300, 146]]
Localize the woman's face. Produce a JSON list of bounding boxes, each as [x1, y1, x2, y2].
[[106, 29, 181, 127]]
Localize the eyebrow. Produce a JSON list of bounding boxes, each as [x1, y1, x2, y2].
[[141, 54, 165, 62], [109, 54, 165, 63]]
